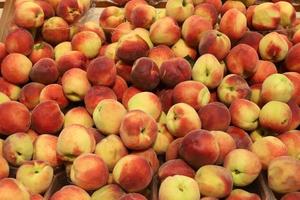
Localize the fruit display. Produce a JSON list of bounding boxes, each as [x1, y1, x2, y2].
[[0, 0, 299, 199]]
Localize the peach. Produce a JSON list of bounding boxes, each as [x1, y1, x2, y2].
[[56, 0, 82, 23], [153, 123, 174, 155], [227, 126, 253, 149], [70, 153, 109, 190], [275, 1, 296, 27], [192, 54, 224, 89], [127, 92, 162, 120], [237, 31, 263, 52], [99, 42, 118, 61], [281, 192, 300, 200], [166, 137, 183, 161], [62, 68, 91, 101], [0, 178, 31, 200], [251, 136, 288, 169], [57, 51, 87, 75], [33, 134, 61, 167], [261, 73, 294, 103], [158, 159, 195, 181], [88, 128, 104, 144], [31, 194, 44, 200], [14, 1, 44, 28], [95, 135, 128, 171], [124, 0, 147, 21], [0, 78, 21, 101], [194, 3, 218, 26], [122, 86, 141, 108], [195, 165, 233, 198], [285, 43, 300, 73], [252, 3, 280, 30], [29, 42, 54, 64], [226, 189, 261, 200], [219, 9, 247, 41], [54, 41, 72, 61], [287, 99, 300, 130], [42, 17, 70, 45], [130, 4, 156, 28], [0, 139, 3, 157], [39, 84, 69, 109], [156, 89, 174, 113], [87, 56, 116, 86], [159, 57, 192, 88], [93, 99, 127, 135], [16, 160, 53, 194], [57, 124, 96, 161], [44, 0, 61, 9], [198, 30, 231, 61], [221, 1, 246, 15], [0, 101, 30, 135], [173, 81, 210, 110], [84, 86, 117, 114], [278, 130, 300, 160], [179, 129, 219, 169], [166, 103, 201, 138], [1, 53, 32, 85], [112, 76, 128, 101], [119, 193, 147, 200], [99, 6, 125, 32], [211, 131, 236, 164], [132, 148, 159, 174], [159, 175, 200, 200], [0, 42, 7, 63], [91, 184, 125, 200], [80, 21, 106, 43], [113, 155, 152, 192], [19, 82, 45, 110], [35, 0, 55, 19], [5, 28, 34, 56], [50, 185, 91, 200], [3, 133, 33, 166], [217, 74, 251, 105], [31, 101, 64, 134], [226, 44, 258, 78], [198, 102, 231, 131], [166, 0, 194, 23], [171, 39, 197, 60], [111, 22, 133, 43], [224, 149, 262, 186], [250, 84, 263, 106], [64, 107, 93, 128], [268, 156, 300, 193], [292, 29, 300, 44], [30, 58, 59, 85], [229, 99, 260, 131], [120, 110, 158, 150], [249, 60, 277, 84], [149, 17, 181, 46], [0, 156, 9, 179]]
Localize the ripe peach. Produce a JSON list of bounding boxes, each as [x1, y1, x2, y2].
[[80, 21, 106, 43], [158, 159, 195, 181], [153, 123, 174, 155], [171, 39, 197, 60], [285, 43, 300, 73], [39, 84, 69, 109], [64, 107, 93, 128], [56, 0, 82, 23], [281, 192, 300, 200], [111, 22, 133, 43], [0, 178, 31, 200], [5, 28, 34, 56], [238, 31, 263, 52], [0, 156, 9, 179], [19, 82, 45, 110], [119, 193, 147, 200], [99, 6, 125, 32], [221, 1, 246, 15], [278, 130, 300, 160], [57, 51, 87, 75], [130, 4, 156, 28], [211, 131, 236, 164], [35, 0, 55, 19], [252, 3, 280, 30], [227, 126, 253, 150], [194, 3, 218, 26], [112, 76, 128, 101], [124, 0, 147, 21], [275, 1, 296, 27], [42, 17, 70, 45], [226, 189, 261, 200], [166, 0, 194, 23], [50, 185, 91, 200], [165, 138, 183, 161], [249, 60, 277, 84], [91, 184, 125, 200], [29, 42, 54, 64], [30, 58, 59, 85]]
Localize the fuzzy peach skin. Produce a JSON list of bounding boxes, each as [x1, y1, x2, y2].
[[258, 32, 289, 63], [0, 178, 31, 200], [124, 0, 147, 21], [198, 30, 231, 61], [211, 131, 236, 164], [3, 133, 33, 166], [64, 107, 93, 128], [99, 6, 125, 32], [285, 100, 300, 129], [238, 31, 263, 52], [16, 160, 53, 194], [219, 8, 247, 41], [111, 22, 133, 43], [278, 130, 300, 160], [119, 193, 147, 200], [166, 0, 194, 23], [35, 0, 55, 19], [285, 43, 300, 73], [182, 15, 213, 48], [14, 1, 44, 28], [0, 101, 31, 135], [91, 184, 125, 200], [158, 159, 195, 181], [157, 89, 174, 114], [148, 45, 176, 69], [171, 39, 197, 60], [229, 99, 260, 131], [122, 87, 140, 108], [57, 51, 87, 75], [30, 194, 44, 200], [226, 189, 261, 200], [249, 60, 277, 84], [0, 156, 9, 179], [268, 156, 300, 193], [192, 54, 224, 89], [166, 103, 201, 138], [226, 44, 258, 78], [173, 81, 210, 110], [292, 29, 300, 44], [179, 129, 219, 169], [54, 42, 72, 61], [57, 124, 96, 162], [251, 136, 288, 169], [284, 72, 300, 105], [50, 185, 91, 200], [120, 110, 158, 150], [113, 155, 152, 192], [127, 92, 162, 120], [5, 28, 34, 56], [84, 86, 117, 114], [153, 123, 174, 155], [227, 126, 253, 150], [0, 92, 10, 104], [224, 149, 262, 187], [275, 1, 296, 27], [221, 1, 246, 15], [252, 3, 280, 30], [0, 78, 21, 101], [33, 134, 61, 167], [95, 135, 128, 171], [70, 153, 109, 190], [19, 82, 45, 110], [1, 53, 32, 85], [31, 101, 64, 134], [0, 42, 7, 63], [30, 58, 59, 85], [99, 43, 118, 61], [166, 138, 183, 161], [194, 3, 218, 26], [42, 17, 70, 45], [281, 192, 300, 200], [132, 148, 159, 174], [217, 74, 251, 105], [112, 75, 128, 102], [130, 4, 156, 29], [159, 57, 192, 88], [93, 99, 127, 135], [149, 17, 181, 46], [79, 21, 106, 43], [40, 84, 69, 109], [159, 175, 200, 200], [195, 165, 233, 198], [62, 68, 91, 102]]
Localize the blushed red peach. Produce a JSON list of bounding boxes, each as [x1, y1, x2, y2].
[[211, 131, 236, 164], [252, 3, 280, 31], [19, 82, 44, 110], [30, 58, 59, 85], [194, 3, 218, 26], [42, 17, 70, 45], [130, 4, 156, 29], [64, 107, 93, 128], [0, 178, 31, 200], [158, 159, 195, 181], [227, 126, 253, 150], [29, 42, 54, 64], [221, 1, 246, 15], [278, 130, 300, 160], [148, 45, 175, 69], [99, 6, 125, 32], [285, 43, 300, 73], [166, 138, 183, 161], [5, 28, 34, 56], [124, 0, 148, 21], [57, 51, 87, 75], [249, 60, 277, 84], [238, 31, 263, 52], [50, 185, 91, 200], [122, 86, 141, 109], [112, 76, 128, 102], [39, 84, 69, 109]]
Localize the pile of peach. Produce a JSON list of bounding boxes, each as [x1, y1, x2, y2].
[[0, 0, 300, 199]]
